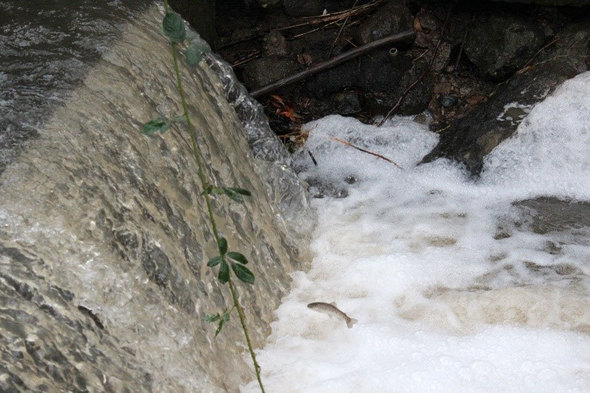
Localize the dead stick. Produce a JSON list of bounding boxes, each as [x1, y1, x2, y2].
[[329, 137, 404, 169], [251, 30, 415, 97], [330, 0, 360, 56], [377, 5, 453, 127]]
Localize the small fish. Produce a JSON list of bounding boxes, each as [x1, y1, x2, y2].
[[307, 302, 358, 328]]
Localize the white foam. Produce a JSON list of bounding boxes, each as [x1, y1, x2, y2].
[[242, 72, 590, 393]]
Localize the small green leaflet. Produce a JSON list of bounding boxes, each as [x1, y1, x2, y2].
[[141, 118, 171, 135], [204, 313, 220, 322], [162, 12, 186, 43], [231, 263, 255, 284], [186, 41, 207, 66], [218, 260, 230, 283], [202, 185, 251, 203], [207, 255, 222, 267], [215, 312, 230, 337], [217, 237, 228, 256], [227, 251, 248, 265]]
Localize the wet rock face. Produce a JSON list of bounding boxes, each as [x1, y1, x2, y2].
[[464, 14, 545, 81], [0, 4, 311, 393]]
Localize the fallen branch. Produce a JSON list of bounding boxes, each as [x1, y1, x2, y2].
[[377, 5, 453, 127], [329, 137, 404, 169], [251, 29, 415, 97]]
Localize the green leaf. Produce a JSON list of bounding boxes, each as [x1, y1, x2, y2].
[[217, 237, 228, 256], [204, 313, 220, 322], [231, 263, 255, 284], [214, 321, 223, 337], [172, 115, 186, 123], [228, 187, 251, 196], [214, 313, 230, 337], [186, 41, 206, 66], [218, 260, 229, 284], [227, 251, 248, 265], [162, 12, 186, 43], [201, 185, 213, 196], [202, 186, 225, 196], [222, 188, 244, 203], [207, 255, 222, 267], [141, 118, 171, 135]]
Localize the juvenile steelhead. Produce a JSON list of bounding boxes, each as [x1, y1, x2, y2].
[[307, 302, 358, 328]]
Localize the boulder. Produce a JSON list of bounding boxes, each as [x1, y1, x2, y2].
[[241, 56, 302, 90], [422, 21, 590, 175], [464, 14, 545, 81], [356, 1, 414, 45], [169, 0, 218, 48]]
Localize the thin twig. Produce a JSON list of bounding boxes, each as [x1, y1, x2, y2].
[[276, 1, 382, 32], [330, 0, 360, 56], [521, 36, 560, 70], [377, 5, 454, 127], [251, 29, 415, 97], [231, 50, 261, 67], [329, 137, 404, 169]]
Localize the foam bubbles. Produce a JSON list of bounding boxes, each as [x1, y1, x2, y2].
[[242, 73, 590, 393]]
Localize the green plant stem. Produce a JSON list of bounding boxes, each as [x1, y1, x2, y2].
[[162, 2, 265, 392], [229, 280, 266, 393]]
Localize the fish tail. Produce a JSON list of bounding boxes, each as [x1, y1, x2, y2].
[[346, 318, 358, 328]]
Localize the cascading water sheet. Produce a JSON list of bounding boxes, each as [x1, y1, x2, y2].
[[243, 72, 590, 393]]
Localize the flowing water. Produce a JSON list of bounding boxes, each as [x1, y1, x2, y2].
[[0, 4, 311, 391], [0, 0, 148, 174], [243, 72, 590, 392]]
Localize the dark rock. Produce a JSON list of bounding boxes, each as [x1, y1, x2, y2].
[[464, 14, 545, 81], [422, 60, 579, 173], [362, 55, 434, 115], [332, 91, 362, 115], [241, 56, 302, 90], [356, 1, 414, 45], [263, 30, 289, 56], [282, 0, 354, 17], [440, 95, 457, 107], [305, 60, 360, 97], [169, 0, 218, 48], [422, 20, 590, 175], [257, 0, 281, 7], [359, 50, 412, 92]]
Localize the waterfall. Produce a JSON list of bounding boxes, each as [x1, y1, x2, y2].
[[0, 3, 311, 392]]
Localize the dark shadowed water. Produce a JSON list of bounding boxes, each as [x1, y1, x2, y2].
[[0, 0, 150, 174]]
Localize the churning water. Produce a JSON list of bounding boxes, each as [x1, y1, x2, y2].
[[243, 72, 590, 392]]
